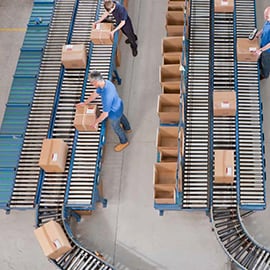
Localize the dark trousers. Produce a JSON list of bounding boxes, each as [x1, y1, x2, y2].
[[259, 51, 270, 78], [121, 17, 137, 49]]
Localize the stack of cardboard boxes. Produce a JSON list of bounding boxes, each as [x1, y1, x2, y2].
[[155, 0, 188, 205]]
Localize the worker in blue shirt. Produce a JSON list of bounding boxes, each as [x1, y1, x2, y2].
[[93, 0, 138, 57], [76, 70, 131, 152], [255, 6, 270, 80]]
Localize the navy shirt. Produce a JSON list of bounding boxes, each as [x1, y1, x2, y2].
[[261, 21, 270, 53], [96, 80, 123, 119], [112, 1, 128, 25]]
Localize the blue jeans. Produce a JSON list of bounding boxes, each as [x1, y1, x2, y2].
[[259, 51, 270, 78], [110, 114, 131, 144]]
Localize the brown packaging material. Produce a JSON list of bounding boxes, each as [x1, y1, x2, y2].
[[166, 11, 184, 25], [90, 23, 113, 45], [39, 139, 68, 173], [237, 38, 259, 62], [166, 25, 184, 36], [74, 104, 100, 132], [213, 91, 236, 116], [157, 94, 180, 124], [214, 150, 234, 184], [215, 0, 234, 13], [159, 64, 181, 89], [154, 185, 176, 204], [160, 149, 178, 162], [168, 1, 185, 11], [162, 84, 180, 94], [61, 44, 87, 69], [156, 126, 179, 151], [162, 37, 182, 64], [34, 220, 72, 260]]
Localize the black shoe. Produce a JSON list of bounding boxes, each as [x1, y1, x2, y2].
[[125, 35, 138, 44], [260, 75, 266, 80], [132, 47, 138, 57]]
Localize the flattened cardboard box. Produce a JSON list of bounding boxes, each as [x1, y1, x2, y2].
[[74, 104, 100, 132], [213, 91, 236, 116], [34, 220, 72, 260], [61, 44, 87, 69], [39, 139, 68, 173], [90, 23, 113, 45], [237, 38, 259, 62], [215, 0, 234, 13], [214, 150, 234, 184]]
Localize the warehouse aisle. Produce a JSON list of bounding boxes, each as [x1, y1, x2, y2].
[[0, 1, 270, 270]]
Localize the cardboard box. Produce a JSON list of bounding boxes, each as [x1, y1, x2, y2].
[[159, 64, 181, 89], [215, 0, 234, 13], [168, 1, 185, 11], [179, 126, 184, 157], [162, 84, 180, 94], [214, 150, 234, 184], [162, 36, 182, 54], [115, 47, 121, 67], [74, 104, 100, 132], [213, 91, 236, 116], [166, 25, 184, 36], [154, 185, 176, 204], [237, 38, 259, 62], [166, 11, 185, 26], [156, 126, 178, 151], [160, 149, 178, 162], [90, 23, 113, 45], [34, 220, 72, 259], [154, 162, 177, 185], [163, 53, 182, 65], [61, 44, 87, 69], [157, 94, 180, 124], [39, 139, 68, 173]]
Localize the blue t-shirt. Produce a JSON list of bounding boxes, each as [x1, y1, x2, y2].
[[261, 21, 270, 53], [96, 80, 123, 119], [112, 1, 128, 25]]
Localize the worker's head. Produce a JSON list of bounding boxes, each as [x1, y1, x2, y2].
[[264, 7, 270, 21], [104, 0, 115, 13], [89, 70, 104, 87]]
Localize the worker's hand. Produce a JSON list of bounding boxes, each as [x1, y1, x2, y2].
[[255, 49, 262, 56], [76, 102, 85, 108], [90, 122, 98, 130]]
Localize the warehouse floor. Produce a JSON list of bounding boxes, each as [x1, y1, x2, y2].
[[0, 1, 270, 270]]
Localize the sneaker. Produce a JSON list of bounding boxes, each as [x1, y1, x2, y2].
[[125, 129, 132, 134], [132, 47, 138, 57], [114, 142, 129, 152]]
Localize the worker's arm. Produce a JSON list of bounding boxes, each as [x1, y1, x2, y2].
[[256, 29, 263, 38], [91, 112, 109, 129], [76, 92, 99, 107], [93, 11, 110, 28], [111, 20, 126, 38], [256, 42, 270, 55]]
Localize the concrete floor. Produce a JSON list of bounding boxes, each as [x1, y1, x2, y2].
[[0, 0, 269, 270]]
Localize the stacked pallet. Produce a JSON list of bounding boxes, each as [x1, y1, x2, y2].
[[154, 0, 189, 209]]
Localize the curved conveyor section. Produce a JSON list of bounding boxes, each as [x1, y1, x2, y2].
[[211, 0, 267, 269]]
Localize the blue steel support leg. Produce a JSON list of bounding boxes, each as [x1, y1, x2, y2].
[[95, 184, 108, 208], [113, 69, 122, 85], [66, 208, 81, 222]]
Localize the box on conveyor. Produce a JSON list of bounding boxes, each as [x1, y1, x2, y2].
[[160, 149, 178, 162], [39, 139, 68, 173], [215, 0, 234, 13], [156, 126, 179, 152], [90, 23, 113, 45], [167, 1, 185, 11], [237, 38, 259, 62], [157, 94, 180, 124], [213, 91, 236, 116], [34, 220, 72, 260], [61, 44, 87, 69], [73, 104, 100, 132], [162, 37, 182, 64], [214, 150, 234, 184]]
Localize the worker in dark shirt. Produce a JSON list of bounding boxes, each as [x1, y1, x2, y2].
[[93, 0, 138, 57], [255, 6, 270, 80]]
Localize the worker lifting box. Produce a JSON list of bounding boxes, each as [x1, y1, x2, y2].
[[90, 23, 113, 45], [237, 38, 259, 62], [39, 139, 68, 173], [34, 220, 72, 260], [73, 104, 100, 132], [215, 0, 234, 13], [61, 44, 87, 69], [213, 91, 236, 116], [214, 150, 234, 184]]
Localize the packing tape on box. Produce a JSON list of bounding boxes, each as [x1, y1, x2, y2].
[[53, 239, 62, 249], [221, 0, 229, 6], [221, 101, 230, 108], [52, 153, 58, 161], [226, 167, 232, 176]]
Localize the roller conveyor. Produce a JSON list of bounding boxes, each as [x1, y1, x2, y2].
[[9, 0, 77, 209], [182, 0, 210, 209]]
